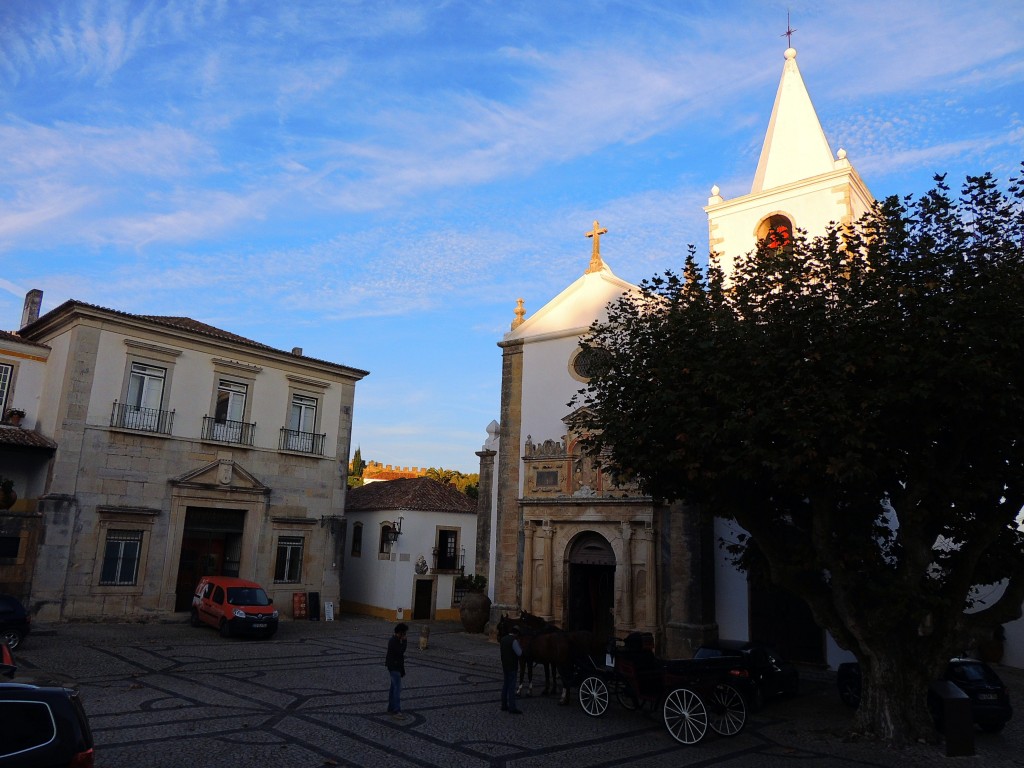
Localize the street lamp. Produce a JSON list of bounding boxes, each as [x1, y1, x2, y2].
[[385, 516, 403, 544]]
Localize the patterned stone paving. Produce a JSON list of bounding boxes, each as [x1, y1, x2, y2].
[[12, 616, 1024, 767]]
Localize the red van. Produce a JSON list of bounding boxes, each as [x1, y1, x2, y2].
[[190, 576, 279, 639]]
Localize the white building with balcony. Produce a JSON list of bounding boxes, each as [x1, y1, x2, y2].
[[2, 292, 366, 622], [341, 477, 478, 622]]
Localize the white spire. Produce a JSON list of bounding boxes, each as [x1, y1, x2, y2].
[[751, 48, 835, 194]]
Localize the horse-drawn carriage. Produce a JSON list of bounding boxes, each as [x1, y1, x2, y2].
[[497, 614, 752, 745], [576, 632, 753, 745]]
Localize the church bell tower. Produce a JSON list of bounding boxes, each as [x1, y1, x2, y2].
[[705, 46, 873, 275]]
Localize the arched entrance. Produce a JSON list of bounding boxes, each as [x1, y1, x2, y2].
[[567, 533, 615, 636]]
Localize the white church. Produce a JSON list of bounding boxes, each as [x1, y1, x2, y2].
[[476, 44, 1024, 670]]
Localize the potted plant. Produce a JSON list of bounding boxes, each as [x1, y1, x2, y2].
[[456, 574, 490, 633], [3, 408, 25, 427]]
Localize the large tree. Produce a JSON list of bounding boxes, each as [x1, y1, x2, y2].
[[576, 169, 1024, 744]]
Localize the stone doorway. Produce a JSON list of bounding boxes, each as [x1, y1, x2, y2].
[[174, 508, 245, 611], [567, 533, 615, 636], [412, 578, 434, 620]]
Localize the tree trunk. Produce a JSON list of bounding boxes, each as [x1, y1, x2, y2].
[[853, 653, 940, 745]]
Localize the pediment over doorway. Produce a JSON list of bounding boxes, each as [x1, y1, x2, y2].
[[170, 459, 271, 496]]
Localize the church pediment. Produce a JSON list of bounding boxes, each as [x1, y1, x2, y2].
[[562, 406, 596, 431], [170, 459, 270, 495]]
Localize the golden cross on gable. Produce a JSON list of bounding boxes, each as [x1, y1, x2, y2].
[[585, 220, 608, 273]]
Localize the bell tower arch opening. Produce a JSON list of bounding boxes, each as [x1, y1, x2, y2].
[[566, 532, 615, 636], [756, 213, 794, 253]]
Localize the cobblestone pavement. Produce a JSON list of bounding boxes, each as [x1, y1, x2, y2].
[[11, 616, 1024, 767]]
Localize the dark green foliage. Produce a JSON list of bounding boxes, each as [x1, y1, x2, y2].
[[426, 467, 480, 497], [577, 167, 1024, 743], [350, 447, 366, 477]]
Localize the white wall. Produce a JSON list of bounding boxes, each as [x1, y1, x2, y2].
[[342, 508, 477, 617], [713, 517, 751, 640]]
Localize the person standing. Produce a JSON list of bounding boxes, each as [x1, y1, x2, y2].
[[386, 622, 408, 719], [500, 625, 524, 714]]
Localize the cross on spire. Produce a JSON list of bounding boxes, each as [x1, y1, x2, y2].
[[585, 220, 608, 273], [781, 10, 796, 48]]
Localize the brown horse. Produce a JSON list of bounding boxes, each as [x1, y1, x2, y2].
[[497, 613, 574, 705], [519, 609, 606, 671], [514, 611, 560, 696]]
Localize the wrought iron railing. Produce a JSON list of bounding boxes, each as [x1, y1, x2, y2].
[[278, 427, 325, 455], [431, 545, 465, 574], [201, 416, 255, 445], [110, 401, 174, 434]]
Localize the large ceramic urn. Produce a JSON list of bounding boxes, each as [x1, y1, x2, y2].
[[459, 591, 491, 633]]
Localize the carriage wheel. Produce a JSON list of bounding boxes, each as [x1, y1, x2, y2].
[[662, 687, 708, 745], [707, 683, 747, 737], [578, 676, 610, 717], [615, 683, 639, 711]]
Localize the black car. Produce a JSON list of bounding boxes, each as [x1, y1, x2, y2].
[[836, 657, 1013, 733], [0, 642, 95, 766], [693, 639, 799, 708], [0, 594, 30, 650]]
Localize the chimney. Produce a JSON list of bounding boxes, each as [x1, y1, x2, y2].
[[291, 347, 303, 356], [21, 289, 42, 328]]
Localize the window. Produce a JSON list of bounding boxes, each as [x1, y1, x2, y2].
[[0, 363, 11, 415], [123, 363, 167, 431], [436, 529, 459, 571], [536, 470, 560, 487], [284, 394, 319, 451], [351, 523, 362, 556], [0, 536, 20, 559], [0, 700, 57, 759], [290, 394, 317, 432], [212, 380, 248, 442], [570, 345, 612, 382], [274, 536, 304, 583], [379, 524, 393, 555], [99, 530, 142, 585]]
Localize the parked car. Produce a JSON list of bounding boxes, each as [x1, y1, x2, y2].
[[190, 576, 279, 639], [693, 639, 799, 708], [836, 658, 1013, 733], [0, 594, 30, 650], [0, 642, 95, 767]]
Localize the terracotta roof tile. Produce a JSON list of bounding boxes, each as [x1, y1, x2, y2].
[[0, 425, 57, 450], [346, 477, 476, 514], [0, 329, 50, 350], [21, 300, 368, 377]]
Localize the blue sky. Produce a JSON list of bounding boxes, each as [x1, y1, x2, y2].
[[0, 1, 1022, 473]]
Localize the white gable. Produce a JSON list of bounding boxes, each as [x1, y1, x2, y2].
[[505, 263, 639, 343]]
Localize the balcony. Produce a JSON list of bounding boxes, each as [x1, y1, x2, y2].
[[110, 401, 174, 435], [431, 545, 465, 575], [201, 416, 255, 446], [279, 427, 325, 455]]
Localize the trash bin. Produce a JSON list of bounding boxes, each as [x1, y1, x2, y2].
[[929, 680, 974, 757], [292, 592, 308, 620]]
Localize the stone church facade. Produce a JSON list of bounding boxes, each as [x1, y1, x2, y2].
[[482, 45, 882, 662]]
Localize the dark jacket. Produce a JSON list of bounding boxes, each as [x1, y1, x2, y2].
[[500, 633, 522, 671], [386, 634, 407, 675]]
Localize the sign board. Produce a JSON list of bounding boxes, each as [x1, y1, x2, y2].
[[324, 601, 335, 622]]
